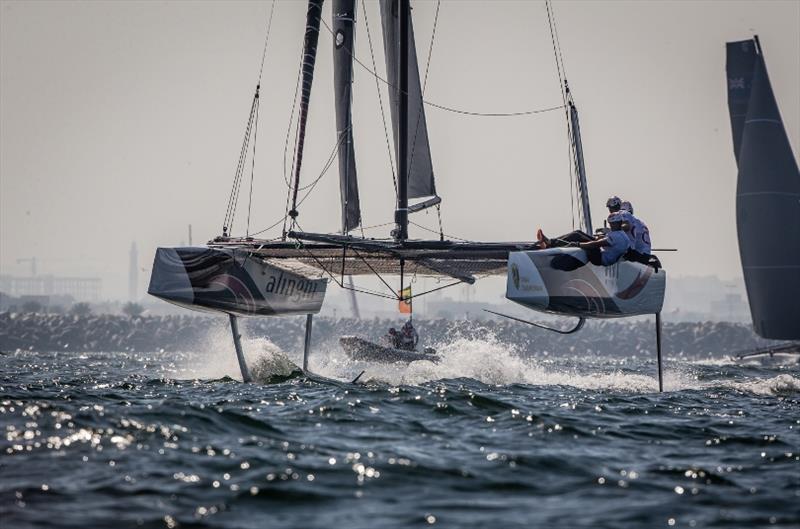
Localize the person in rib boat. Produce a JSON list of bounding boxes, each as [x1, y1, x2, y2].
[[398, 320, 419, 351]]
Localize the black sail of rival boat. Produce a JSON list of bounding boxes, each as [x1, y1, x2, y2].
[[726, 36, 800, 340], [380, 0, 437, 201], [332, 0, 361, 233]]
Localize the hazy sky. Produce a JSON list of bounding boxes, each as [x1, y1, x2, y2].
[[1, 0, 798, 300]]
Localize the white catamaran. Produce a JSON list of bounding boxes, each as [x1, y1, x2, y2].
[[148, 0, 668, 389]]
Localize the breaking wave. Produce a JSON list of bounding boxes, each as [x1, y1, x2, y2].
[[306, 332, 696, 393], [728, 374, 800, 396]]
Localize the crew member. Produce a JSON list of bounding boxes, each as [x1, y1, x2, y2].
[[620, 201, 651, 255], [536, 195, 625, 248], [578, 212, 632, 266], [606, 195, 622, 214], [399, 320, 419, 351], [385, 328, 401, 349]]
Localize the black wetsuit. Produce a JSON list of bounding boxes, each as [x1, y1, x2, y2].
[[549, 230, 594, 246]]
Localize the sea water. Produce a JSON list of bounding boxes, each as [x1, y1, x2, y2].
[[1, 331, 798, 528]]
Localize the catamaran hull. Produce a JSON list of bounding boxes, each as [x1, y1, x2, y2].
[[148, 247, 327, 316], [506, 248, 665, 317]]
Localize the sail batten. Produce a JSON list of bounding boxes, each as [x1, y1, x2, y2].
[[333, 0, 361, 233], [726, 36, 800, 340], [380, 0, 437, 201]]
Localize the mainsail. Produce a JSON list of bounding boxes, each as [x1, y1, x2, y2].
[[726, 36, 800, 340], [380, 0, 437, 201], [332, 0, 361, 233], [289, 0, 325, 218]]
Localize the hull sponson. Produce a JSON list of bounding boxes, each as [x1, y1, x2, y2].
[[506, 248, 665, 318], [148, 247, 327, 316]]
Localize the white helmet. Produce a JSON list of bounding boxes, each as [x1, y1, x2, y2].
[[606, 196, 622, 210], [621, 201, 634, 214]]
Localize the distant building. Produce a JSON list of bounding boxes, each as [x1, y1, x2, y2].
[[129, 242, 138, 301], [710, 293, 749, 322], [0, 274, 102, 302]]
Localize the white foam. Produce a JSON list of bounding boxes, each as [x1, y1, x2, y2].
[[729, 374, 800, 396], [173, 322, 298, 382], [171, 324, 798, 395], [310, 331, 671, 393], [688, 356, 739, 367]]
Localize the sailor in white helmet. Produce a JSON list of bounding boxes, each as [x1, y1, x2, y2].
[[620, 201, 651, 255]]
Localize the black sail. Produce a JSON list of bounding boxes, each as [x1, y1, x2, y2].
[[726, 37, 800, 339], [290, 0, 325, 217], [332, 0, 361, 233], [380, 0, 436, 200]]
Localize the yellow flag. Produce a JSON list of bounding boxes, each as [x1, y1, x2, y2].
[[398, 286, 412, 314]]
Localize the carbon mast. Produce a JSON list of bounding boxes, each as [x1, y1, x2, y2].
[[393, 0, 410, 243]]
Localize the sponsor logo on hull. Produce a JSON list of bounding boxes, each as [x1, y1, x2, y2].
[[505, 249, 665, 318], [148, 247, 327, 316]]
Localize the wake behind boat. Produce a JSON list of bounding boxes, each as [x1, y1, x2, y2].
[[340, 336, 438, 364]]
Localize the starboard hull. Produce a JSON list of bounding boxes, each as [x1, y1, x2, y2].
[[148, 247, 327, 317], [506, 248, 665, 318]]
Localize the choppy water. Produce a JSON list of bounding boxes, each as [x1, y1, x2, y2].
[[1, 332, 799, 528]]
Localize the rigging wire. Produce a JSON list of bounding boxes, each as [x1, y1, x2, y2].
[[245, 128, 346, 239], [549, 0, 569, 90], [223, 92, 258, 236], [319, 17, 564, 118], [409, 220, 470, 242], [549, 0, 588, 232], [245, 93, 261, 236], [359, 220, 395, 232], [281, 47, 306, 239], [246, 215, 289, 238], [545, 0, 577, 231], [223, 1, 276, 237], [550, 0, 589, 232], [418, 0, 445, 241], [257, 1, 277, 83]]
